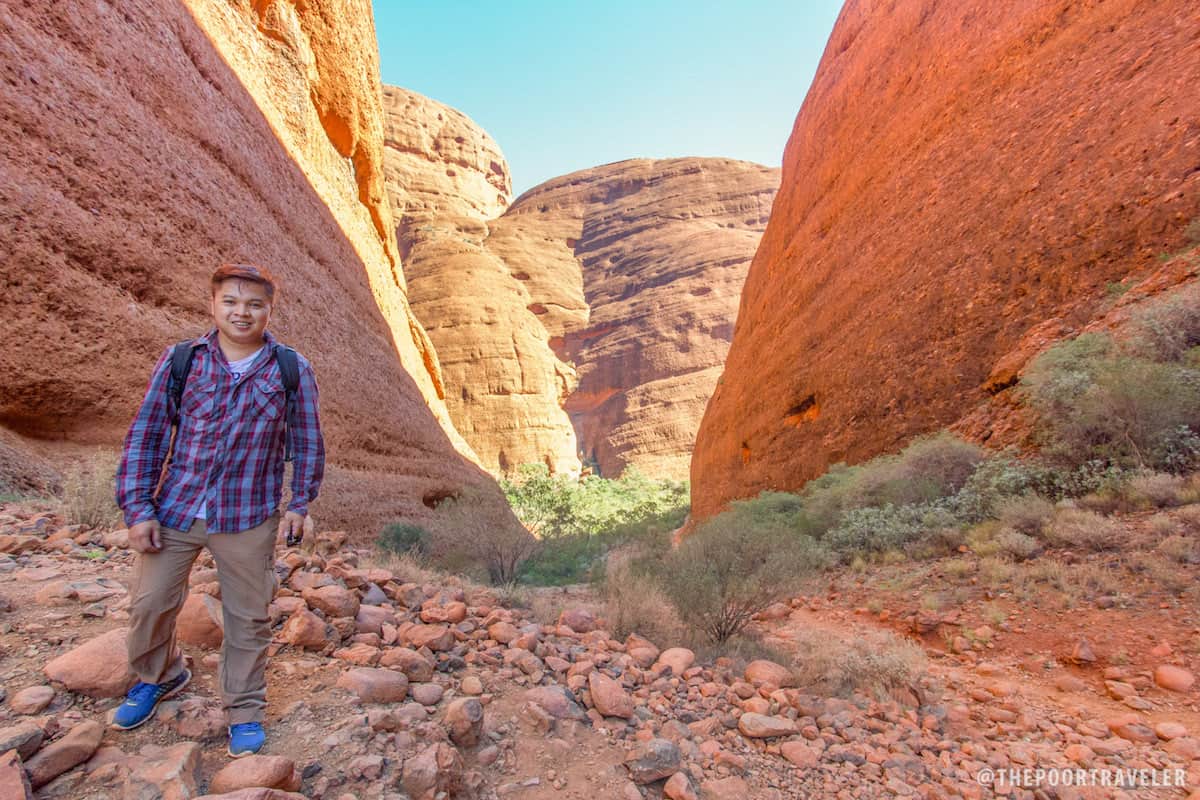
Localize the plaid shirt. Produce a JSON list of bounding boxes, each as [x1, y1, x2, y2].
[[116, 328, 325, 533]]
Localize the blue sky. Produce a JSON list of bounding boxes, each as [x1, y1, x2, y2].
[[373, 1, 844, 197]]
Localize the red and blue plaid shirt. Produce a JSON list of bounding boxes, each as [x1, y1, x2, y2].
[[116, 328, 325, 534]]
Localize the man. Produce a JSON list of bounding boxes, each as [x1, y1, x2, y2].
[[114, 263, 325, 757]]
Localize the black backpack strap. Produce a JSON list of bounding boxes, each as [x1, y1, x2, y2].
[[167, 341, 199, 425], [272, 344, 301, 463]]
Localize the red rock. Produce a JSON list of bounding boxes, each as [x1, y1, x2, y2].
[[738, 713, 796, 739], [401, 742, 463, 800], [444, 697, 484, 747], [442, 601, 468, 624], [178, 593, 224, 649], [1155, 721, 1188, 740], [664, 771, 699, 800], [625, 738, 682, 784], [332, 643, 380, 665], [410, 683, 444, 706], [0, 749, 32, 800], [1154, 665, 1195, 693], [302, 585, 359, 619], [0, 723, 45, 760], [588, 671, 634, 719], [194, 792, 308, 800], [9, 685, 54, 715], [780, 741, 819, 768], [43, 628, 135, 698], [125, 742, 203, 799], [24, 720, 104, 788], [1107, 715, 1158, 744], [701, 776, 750, 799], [688, 0, 1200, 522], [460, 676, 483, 695], [336, 668, 408, 704], [487, 621, 519, 644], [744, 659, 794, 688], [209, 756, 301, 794], [654, 648, 695, 675], [378, 647, 435, 682], [407, 624, 454, 651], [524, 686, 586, 720], [558, 608, 597, 633], [354, 605, 391, 635], [277, 609, 327, 649]]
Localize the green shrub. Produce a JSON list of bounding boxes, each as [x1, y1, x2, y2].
[[1020, 332, 1200, 472], [825, 503, 958, 558], [1128, 283, 1200, 364], [377, 522, 429, 556], [653, 510, 829, 643]]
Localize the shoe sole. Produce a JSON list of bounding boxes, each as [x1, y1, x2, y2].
[[109, 669, 192, 731]]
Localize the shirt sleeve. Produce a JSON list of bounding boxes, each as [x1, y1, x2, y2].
[[115, 347, 174, 528], [286, 361, 325, 517]]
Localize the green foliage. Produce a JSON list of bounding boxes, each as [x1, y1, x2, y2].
[[1020, 327, 1200, 472], [650, 507, 830, 643], [377, 522, 429, 556], [501, 464, 689, 585]]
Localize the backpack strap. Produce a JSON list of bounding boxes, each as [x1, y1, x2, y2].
[[272, 344, 301, 463], [167, 341, 199, 426]]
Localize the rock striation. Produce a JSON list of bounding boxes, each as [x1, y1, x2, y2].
[[691, 0, 1200, 519], [381, 93, 779, 479], [0, 0, 491, 534]]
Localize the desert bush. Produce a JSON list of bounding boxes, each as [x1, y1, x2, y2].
[[1128, 283, 1200, 364], [995, 494, 1055, 536], [1156, 534, 1200, 565], [790, 628, 927, 700], [1044, 508, 1122, 551], [978, 556, 1015, 586], [377, 522, 429, 556], [601, 547, 684, 644], [1122, 472, 1188, 509], [427, 484, 538, 584], [692, 635, 796, 673], [652, 510, 829, 643], [1177, 504, 1200, 533], [60, 450, 122, 529], [1020, 332, 1200, 472], [825, 503, 959, 558], [993, 529, 1042, 561], [942, 557, 974, 580]]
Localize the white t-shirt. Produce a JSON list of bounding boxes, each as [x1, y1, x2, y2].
[[196, 347, 264, 521]]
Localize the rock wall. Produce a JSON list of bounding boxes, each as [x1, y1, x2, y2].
[[0, 0, 490, 534], [690, 0, 1200, 519], [380, 98, 779, 480]]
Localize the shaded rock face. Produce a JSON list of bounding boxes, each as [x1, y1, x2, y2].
[[691, 0, 1200, 519], [381, 94, 779, 479], [0, 0, 490, 533]]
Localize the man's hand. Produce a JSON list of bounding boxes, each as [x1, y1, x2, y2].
[[129, 520, 162, 553], [278, 511, 308, 547]]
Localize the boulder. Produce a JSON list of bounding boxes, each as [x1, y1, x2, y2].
[[1154, 665, 1195, 693], [124, 741, 202, 800], [9, 685, 54, 715], [0, 722, 45, 760], [277, 609, 327, 649], [588, 671, 634, 719], [43, 629, 135, 698], [625, 738, 681, 784], [301, 585, 359, 619], [209, 756, 301, 794], [336, 667, 408, 704], [407, 624, 454, 652], [402, 742, 463, 800], [0, 749, 32, 800], [378, 647, 435, 682], [444, 697, 484, 747], [744, 659, 794, 688], [738, 713, 797, 738], [177, 593, 224, 649], [654, 648, 695, 675], [25, 720, 104, 788]]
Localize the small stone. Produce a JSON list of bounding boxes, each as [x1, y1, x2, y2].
[[737, 712, 796, 738], [24, 720, 104, 788], [379, 647, 435, 682], [336, 668, 408, 704], [302, 585, 359, 619], [780, 740, 819, 768], [588, 671, 634, 719], [487, 621, 519, 644], [0, 722, 45, 760], [408, 624, 454, 651], [9, 685, 54, 714], [209, 755, 302, 793], [402, 742, 463, 800], [625, 738, 681, 784], [460, 676, 483, 695], [444, 697, 484, 748], [1154, 665, 1195, 693], [664, 771, 699, 800], [177, 593, 224, 648], [557, 608, 596, 633], [411, 683, 444, 706]]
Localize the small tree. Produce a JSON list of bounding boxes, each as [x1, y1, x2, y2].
[[656, 511, 828, 643]]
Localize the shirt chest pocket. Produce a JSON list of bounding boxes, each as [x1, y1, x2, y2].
[[251, 375, 286, 420], [181, 379, 217, 421]]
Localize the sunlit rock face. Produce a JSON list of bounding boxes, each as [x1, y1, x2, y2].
[[380, 96, 779, 480], [690, 0, 1200, 521], [0, 0, 492, 535]]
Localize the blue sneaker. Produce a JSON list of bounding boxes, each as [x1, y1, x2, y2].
[[228, 722, 266, 757], [110, 668, 191, 730]]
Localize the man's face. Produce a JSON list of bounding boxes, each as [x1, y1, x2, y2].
[[211, 278, 272, 345]]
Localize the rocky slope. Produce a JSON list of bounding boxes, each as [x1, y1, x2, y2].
[[380, 96, 780, 479], [0, 1, 487, 531], [690, 0, 1200, 519], [2, 499, 1197, 798]]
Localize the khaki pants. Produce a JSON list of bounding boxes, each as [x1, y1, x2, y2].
[[126, 513, 278, 725]]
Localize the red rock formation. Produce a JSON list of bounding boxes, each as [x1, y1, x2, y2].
[[0, 0, 490, 534], [380, 106, 780, 479], [691, 0, 1200, 519]]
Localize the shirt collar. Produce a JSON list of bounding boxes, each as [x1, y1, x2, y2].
[[198, 328, 277, 365]]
